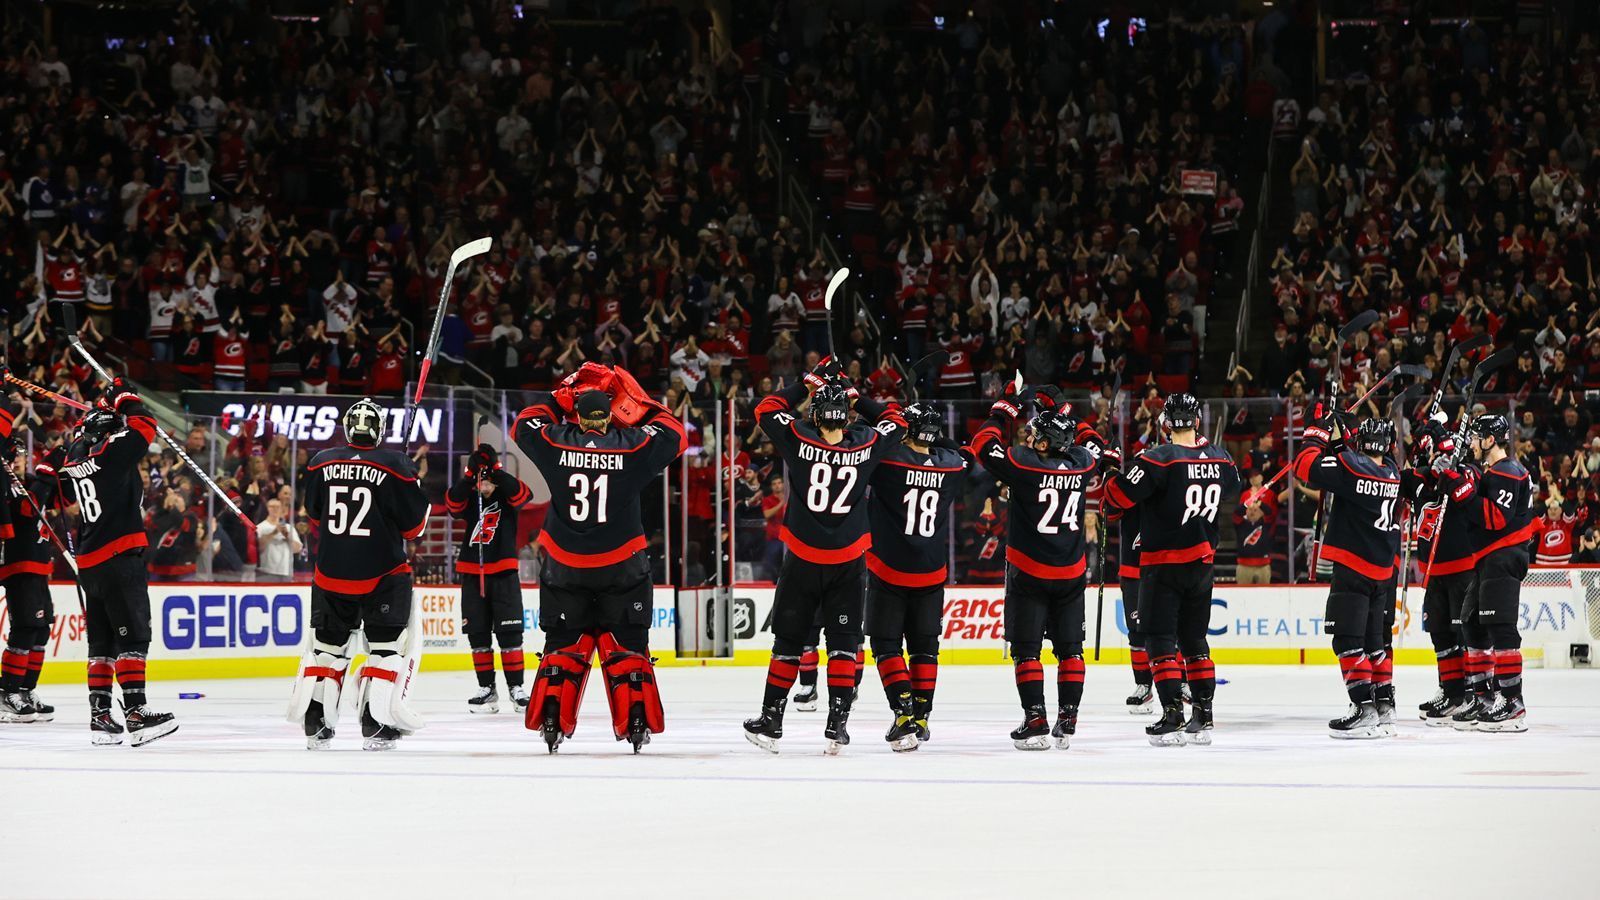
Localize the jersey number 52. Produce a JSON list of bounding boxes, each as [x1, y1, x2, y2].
[[325, 485, 374, 536]]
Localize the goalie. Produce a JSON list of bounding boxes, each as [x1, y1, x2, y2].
[[288, 398, 432, 751], [512, 363, 686, 753]]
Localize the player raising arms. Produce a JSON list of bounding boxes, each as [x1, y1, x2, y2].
[[1105, 394, 1239, 747], [972, 390, 1114, 750], [444, 443, 534, 714], [865, 401, 971, 749], [743, 359, 904, 754], [288, 398, 432, 751], [0, 417, 65, 724], [514, 364, 685, 753], [1292, 414, 1402, 738]]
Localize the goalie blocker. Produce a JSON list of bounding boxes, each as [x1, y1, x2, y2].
[[513, 364, 686, 753]]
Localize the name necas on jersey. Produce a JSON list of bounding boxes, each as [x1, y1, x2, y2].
[[1106, 441, 1240, 566], [303, 446, 431, 593], [514, 402, 685, 568], [970, 425, 1101, 579], [1292, 444, 1402, 580], [59, 403, 159, 569], [755, 385, 905, 564], [1462, 457, 1537, 557], [444, 468, 533, 576], [866, 443, 971, 586]]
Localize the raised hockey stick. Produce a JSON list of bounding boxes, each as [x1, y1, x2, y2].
[[1310, 310, 1381, 572], [2, 371, 90, 411], [907, 350, 949, 400], [413, 237, 493, 407], [473, 415, 485, 596], [821, 266, 851, 359], [1386, 383, 1428, 622], [60, 305, 252, 526]]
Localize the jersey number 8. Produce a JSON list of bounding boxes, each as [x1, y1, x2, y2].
[[1180, 483, 1222, 524]]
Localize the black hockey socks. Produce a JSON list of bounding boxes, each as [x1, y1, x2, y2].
[[797, 647, 819, 690], [909, 653, 938, 715], [1014, 657, 1045, 710], [1183, 654, 1216, 702], [470, 644, 496, 688], [1057, 655, 1085, 709], [763, 654, 801, 707], [826, 650, 856, 707], [116, 652, 148, 708]]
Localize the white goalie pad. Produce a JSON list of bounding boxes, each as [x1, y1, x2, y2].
[[285, 638, 354, 727], [357, 589, 426, 733]]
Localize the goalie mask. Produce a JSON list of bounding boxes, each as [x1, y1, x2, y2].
[[901, 402, 943, 445], [343, 397, 385, 449], [1355, 417, 1394, 455]]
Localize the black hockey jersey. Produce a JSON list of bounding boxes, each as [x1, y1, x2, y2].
[[755, 383, 905, 564], [1292, 442, 1401, 580], [1460, 457, 1537, 558], [303, 446, 431, 593], [148, 507, 202, 578], [1105, 441, 1240, 566], [1116, 502, 1143, 581], [970, 420, 1101, 579], [445, 467, 533, 577], [514, 396, 685, 568], [58, 406, 159, 569], [0, 472, 57, 581], [866, 443, 970, 586]]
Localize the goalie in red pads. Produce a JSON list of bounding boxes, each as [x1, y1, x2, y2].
[[513, 363, 686, 753]]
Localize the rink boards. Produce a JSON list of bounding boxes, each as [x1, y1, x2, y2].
[[9, 574, 1596, 683]]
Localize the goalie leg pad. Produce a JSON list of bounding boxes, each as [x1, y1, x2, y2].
[[358, 638, 425, 734], [526, 633, 596, 735], [598, 632, 664, 739], [286, 639, 353, 727]]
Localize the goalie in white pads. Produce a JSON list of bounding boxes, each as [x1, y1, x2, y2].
[[288, 398, 432, 750]]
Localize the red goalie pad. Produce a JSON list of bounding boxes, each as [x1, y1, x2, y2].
[[526, 634, 596, 736], [598, 632, 665, 739]]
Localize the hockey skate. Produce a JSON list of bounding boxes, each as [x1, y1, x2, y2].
[[883, 694, 919, 753], [792, 684, 819, 712], [1181, 697, 1214, 746], [742, 700, 785, 754], [1146, 702, 1185, 747], [1328, 702, 1383, 740], [125, 705, 179, 748], [1010, 705, 1050, 750], [1449, 694, 1488, 731], [89, 698, 123, 746], [1126, 683, 1154, 715], [304, 700, 335, 750], [25, 691, 54, 722], [823, 697, 852, 755], [1420, 692, 1470, 726], [912, 694, 933, 743], [1052, 707, 1077, 750], [1476, 695, 1527, 733], [1373, 685, 1397, 737], [0, 691, 37, 723], [467, 686, 500, 715], [1417, 687, 1444, 713], [626, 703, 652, 754], [538, 699, 565, 753], [509, 685, 529, 711], [360, 708, 401, 751]]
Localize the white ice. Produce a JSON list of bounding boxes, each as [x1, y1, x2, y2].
[[6, 665, 1597, 899]]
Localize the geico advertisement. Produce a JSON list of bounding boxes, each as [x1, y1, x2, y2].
[[6, 584, 678, 663], [728, 584, 1593, 652]]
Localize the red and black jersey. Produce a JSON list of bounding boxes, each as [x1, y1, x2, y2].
[[148, 507, 202, 578], [755, 383, 905, 564], [970, 419, 1102, 580], [1105, 441, 1240, 566], [1534, 513, 1576, 565], [1292, 441, 1402, 580], [514, 396, 685, 568], [1460, 457, 1537, 558], [1233, 504, 1275, 569], [1407, 465, 1477, 577], [445, 468, 533, 577], [0, 473, 56, 581], [302, 446, 431, 593], [58, 399, 159, 569], [866, 443, 971, 587], [1116, 502, 1143, 580]]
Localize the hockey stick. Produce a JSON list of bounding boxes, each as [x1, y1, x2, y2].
[[2, 372, 90, 411], [1424, 334, 1491, 423], [907, 350, 949, 400], [473, 415, 485, 596], [821, 266, 850, 360], [60, 305, 252, 526], [1386, 383, 1427, 622], [413, 237, 493, 407], [1310, 310, 1381, 573], [1093, 366, 1125, 663]]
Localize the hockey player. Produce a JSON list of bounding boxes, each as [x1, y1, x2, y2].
[[1406, 416, 1480, 725], [1437, 415, 1536, 731], [742, 360, 905, 754], [513, 364, 686, 752], [1292, 414, 1403, 738], [1118, 502, 1153, 714], [444, 443, 533, 714], [972, 395, 1111, 750], [1104, 394, 1239, 746], [865, 401, 970, 748], [0, 432, 60, 724], [56, 381, 178, 746], [288, 398, 432, 751]]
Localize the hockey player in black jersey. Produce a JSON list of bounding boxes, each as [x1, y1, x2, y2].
[[865, 401, 971, 749], [1105, 394, 1239, 746], [743, 359, 905, 754], [1117, 502, 1155, 714], [1440, 415, 1536, 732], [289, 398, 433, 751], [972, 393, 1114, 750], [444, 443, 533, 714], [53, 382, 178, 746], [1405, 416, 1481, 725], [0, 427, 62, 724], [514, 364, 686, 753], [1293, 414, 1403, 739]]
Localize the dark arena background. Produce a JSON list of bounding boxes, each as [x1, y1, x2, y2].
[[1, 1, 1596, 897]]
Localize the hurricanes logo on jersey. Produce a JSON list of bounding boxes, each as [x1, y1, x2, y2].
[[471, 505, 502, 545]]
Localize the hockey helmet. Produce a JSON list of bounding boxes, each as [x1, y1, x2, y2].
[[343, 397, 385, 449], [901, 402, 943, 445], [1355, 417, 1395, 455], [810, 381, 852, 428], [71, 408, 119, 449], [1469, 413, 1511, 446], [1161, 392, 1201, 430], [1030, 410, 1077, 456]]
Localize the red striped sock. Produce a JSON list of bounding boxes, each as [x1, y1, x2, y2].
[[87, 657, 115, 695], [500, 648, 525, 687], [1057, 655, 1085, 709], [1014, 657, 1045, 708], [0, 647, 26, 689], [827, 652, 857, 705], [1463, 649, 1493, 694], [1369, 650, 1393, 687], [853, 650, 865, 688], [23, 646, 45, 691], [1151, 655, 1183, 704], [1494, 649, 1522, 697], [763, 655, 800, 706], [1337, 650, 1372, 703], [115, 653, 148, 707], [876, 654, 910, 695], [1130, 647, 1151, 682]]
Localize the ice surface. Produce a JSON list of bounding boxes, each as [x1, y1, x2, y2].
[[6, 665, 1597, 899]]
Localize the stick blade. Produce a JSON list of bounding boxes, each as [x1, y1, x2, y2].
[[1394, 364, 1432, 380], [1338, 309, 1380, 342], [450, 237, 494, 265], [823, 267, 851, 311], [1469, 346, 1516, 386]]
